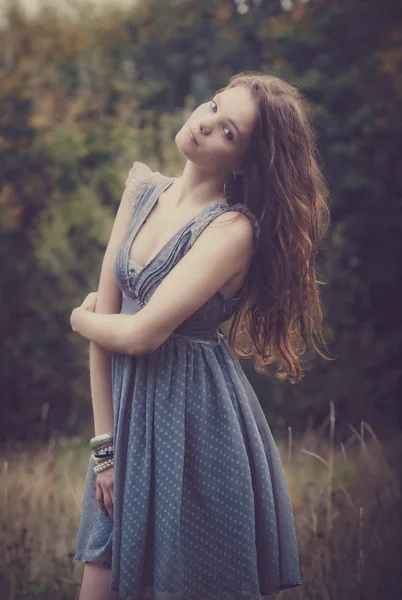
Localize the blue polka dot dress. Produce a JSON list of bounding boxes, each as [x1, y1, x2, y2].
[[74, 162, 302, 599]]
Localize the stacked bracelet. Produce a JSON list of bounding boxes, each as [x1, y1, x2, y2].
[[90, 431, 114, 475], [93, 445, 114, 457], [93, 458, 114, 474], [90, 432, 114, 450]]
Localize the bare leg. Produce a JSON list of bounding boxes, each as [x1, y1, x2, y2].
[[78, 561, 120, 600]]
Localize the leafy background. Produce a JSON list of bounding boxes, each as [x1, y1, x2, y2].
[[0, 0, 401, 598], [1, 0, 400, 444]]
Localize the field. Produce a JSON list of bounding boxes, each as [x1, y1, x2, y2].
[[1, 402, 400, 600]]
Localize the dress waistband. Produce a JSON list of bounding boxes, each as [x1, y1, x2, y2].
[[121, 294, 225, 347]]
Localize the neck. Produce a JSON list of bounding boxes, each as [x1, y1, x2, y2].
[[174, 161, 230, 208]]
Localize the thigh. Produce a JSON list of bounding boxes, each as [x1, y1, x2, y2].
[[78, 561, 119, 600]]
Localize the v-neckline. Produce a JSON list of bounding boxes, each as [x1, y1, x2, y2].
[[126, 175, 228, 277]]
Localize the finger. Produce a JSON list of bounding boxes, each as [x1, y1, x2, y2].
[[96, 480, 107, 516], [84, 293, 98, 312], [82, 292, 96, 306], [84, 300, 96, 312], [88, 292, 97, 304], [103, 488, 114, 521], [96, 487, 106, 513], [83, 293, 96, 309]]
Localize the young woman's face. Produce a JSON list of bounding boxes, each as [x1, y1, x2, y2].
[[175, 86, 258, 174]]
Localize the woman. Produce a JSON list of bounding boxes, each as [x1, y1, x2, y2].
[[71, 72, 331, 600]]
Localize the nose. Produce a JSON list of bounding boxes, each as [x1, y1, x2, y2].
[[199, 121, 212, 135]]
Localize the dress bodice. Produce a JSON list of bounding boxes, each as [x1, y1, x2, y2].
[[112, 161, 260, 340]]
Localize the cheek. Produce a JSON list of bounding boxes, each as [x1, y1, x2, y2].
[[204, 134, 236, 156], [213, 138, 236, 158]]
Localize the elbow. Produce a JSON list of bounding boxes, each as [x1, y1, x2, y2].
[[140, 334, 163, 355], [126, 337, 148, 356], [129, 332, 167, 356], [125, 313, 168, 356], [126, 330, 160, 356], [123, 313, 151, 356]]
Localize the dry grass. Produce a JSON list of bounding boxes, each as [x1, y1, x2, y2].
[[0, 401, 400, 599]]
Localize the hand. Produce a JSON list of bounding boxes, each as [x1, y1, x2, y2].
[[96, 465, 114, 520], [80, 291, 98, 312], [70, 292, 98, 332]]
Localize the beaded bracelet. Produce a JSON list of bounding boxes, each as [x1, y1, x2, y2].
[[92, 453, 114, 465], [93, 446, 114, 458], [93, 458, 114, 474], [93, 454, 113, 465]]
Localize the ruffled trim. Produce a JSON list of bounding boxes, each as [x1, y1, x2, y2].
[[124, 161, 153, 209]]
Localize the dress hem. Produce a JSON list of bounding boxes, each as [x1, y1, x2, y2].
[[74, 553, 112, 569], [74, 553, 301, 599], [107, 582, 303, 600]]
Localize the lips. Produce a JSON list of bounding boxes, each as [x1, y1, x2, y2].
[[188, 126, 199, 145]]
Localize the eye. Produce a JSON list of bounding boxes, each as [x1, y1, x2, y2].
[[210, 99, 234, 141]]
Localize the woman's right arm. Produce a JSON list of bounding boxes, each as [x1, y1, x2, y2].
[[89, 172, 139, 438]]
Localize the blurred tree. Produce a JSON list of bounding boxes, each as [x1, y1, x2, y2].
[[0, 0, 400, 443], [268, 0, 402, 434]]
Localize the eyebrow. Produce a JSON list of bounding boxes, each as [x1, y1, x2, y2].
[[215, 95, 241, 140]]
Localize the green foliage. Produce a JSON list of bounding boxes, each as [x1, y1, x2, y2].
[[0, 0, 400, 442]]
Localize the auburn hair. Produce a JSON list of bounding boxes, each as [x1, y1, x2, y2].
[[217, 71, 335, 384]]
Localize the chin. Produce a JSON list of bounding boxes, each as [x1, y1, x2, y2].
[[175, 129, 196, 161]]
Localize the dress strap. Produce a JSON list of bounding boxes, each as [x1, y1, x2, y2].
[[189, 201, 260, 255], [122, 161, 154, 214]]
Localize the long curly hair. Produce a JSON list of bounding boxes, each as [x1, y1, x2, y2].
[[219, 71, 334, 384]]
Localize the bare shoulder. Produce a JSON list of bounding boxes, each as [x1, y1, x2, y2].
[[211, 208, 255, 233], [204, 208, 255, 254]]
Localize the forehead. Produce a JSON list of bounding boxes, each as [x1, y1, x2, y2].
[[217, 87, 257, 136]]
